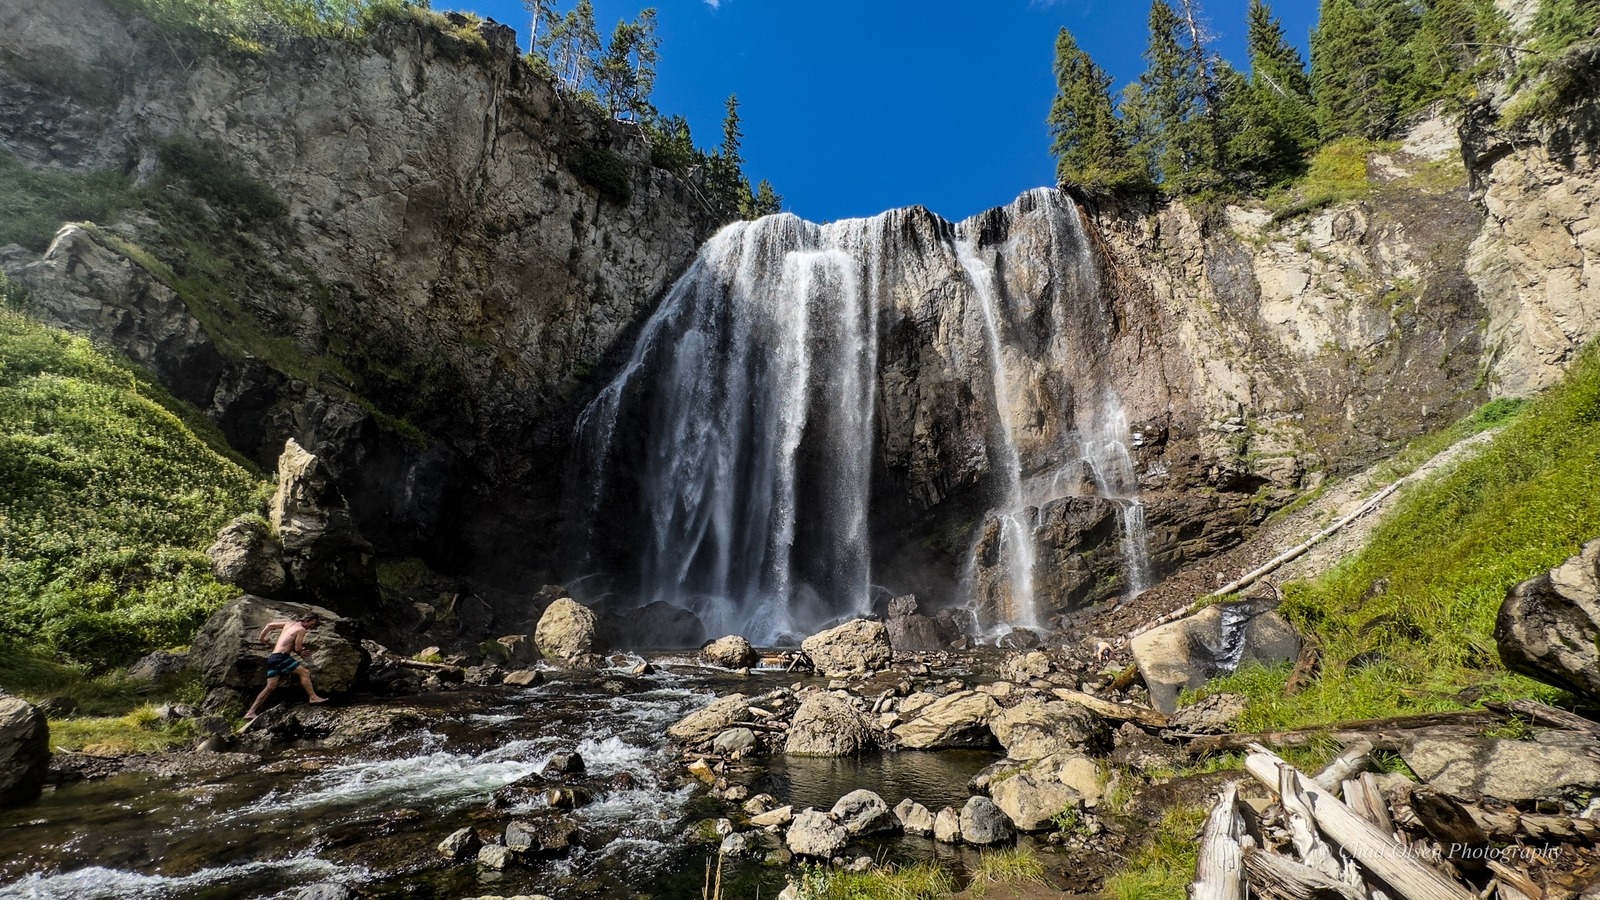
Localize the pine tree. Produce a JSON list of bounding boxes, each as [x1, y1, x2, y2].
[[1403, 0, 1508, 110], [1139, 0, 1221, 193], [1311, 0, 1422, 141], [596, 10, 660, 120], [1047, 27, 1146, 193], [522, 0, 556, 55], [549, 0, 600, 93], [1227, 0, 1317, 188], [707, 94, 752, 222], [750, 180, 783, 217]]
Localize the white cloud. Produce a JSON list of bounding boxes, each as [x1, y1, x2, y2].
[[704, 0, 720, 7]]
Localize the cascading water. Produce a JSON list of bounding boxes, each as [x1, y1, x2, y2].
[[572, 215, 880, 646]]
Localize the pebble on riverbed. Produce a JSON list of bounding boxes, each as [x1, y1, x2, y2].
[[438, 826, 481, 861]]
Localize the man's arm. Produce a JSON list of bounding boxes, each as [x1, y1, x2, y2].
[[258, 621, 288, 644], [293, 628, 307, 655]]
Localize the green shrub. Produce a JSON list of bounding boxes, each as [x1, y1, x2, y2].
[[155, 138, 286, 226], [0, 308, 266, 668], [0, 151, 139, 251], [571, 145, 634, 206]]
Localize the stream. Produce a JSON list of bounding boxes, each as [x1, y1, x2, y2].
[[0, 655, 1006, 899]]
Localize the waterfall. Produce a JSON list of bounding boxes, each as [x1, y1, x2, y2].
[[572, 215, 879, 646], [1081, 404, 1153, 597]]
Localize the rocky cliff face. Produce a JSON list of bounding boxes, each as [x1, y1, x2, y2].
[[0, 0, 713, 588], [2, 0, 1595, 640]]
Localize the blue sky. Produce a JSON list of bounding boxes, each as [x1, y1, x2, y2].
[[459, 0, 1321, 223]]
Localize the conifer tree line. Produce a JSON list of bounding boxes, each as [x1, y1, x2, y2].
[[523, 1, 781, 222], [1047, 0, 1593, 197]]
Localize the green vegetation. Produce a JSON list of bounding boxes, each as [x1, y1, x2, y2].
[[970, 847, 1049, 890], [1199, 345, 1600, 732], [1502, 0, 1600, 126], [1105, 803, 1209, 900], [0, 153, 140, 252], [0, 305, 266, 669], [48, 704, 199, 754], [795, 862, 955, 900]]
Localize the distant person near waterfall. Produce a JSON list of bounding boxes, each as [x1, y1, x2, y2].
[[244, 614, 331, 720]]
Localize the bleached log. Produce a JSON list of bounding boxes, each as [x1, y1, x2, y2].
[[1210, 480, 1405, 599], [1192, 782, 1245, 900], [1314, 739, 1374, 791], [1467, 805, 1600, 843], [1485, 862, 1542, 900], [1279, 763, 1342, 879], [1187, 710, 1503, 755], [1243, 846, 1366, 900], [1053, 688, 1172, 729], [1342, 774, 1396, 837], [1244, 747, 1479, 900]]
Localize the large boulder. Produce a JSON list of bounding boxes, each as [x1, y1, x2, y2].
[[894, 798, 934, 836], [0, 698, 49, 807], [207, 515, 288, 598], [269, 439, 378, 612], [892, 691, 1000, 749], [785, 692, 874, 757], [989, 772, 1082, 833], [1129, 600, 1301, 713], [535, 598, 599, 663], [989, 698, 1107, 760], [786, 809, 848, 858], [959, 796, 1014, 845], [1402, 736, 1600, 803], [703, 635, 758, 669], [190, 596, 367, 693], [1496, 538, 1600, 703], [884, 595, 949, 651], [801, 619, 893, 676], [830, 789, 897, 836], [668, 694, 750, 745]]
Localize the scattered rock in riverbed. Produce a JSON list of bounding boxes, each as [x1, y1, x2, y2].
[[894, 798, 934, 835], [294, 884, 355, 900], [830, 789, 897, 836], [190, 595, 368, 694], [751, 805, 794, 827], [1496, 537, 1600, 704], [892, 690, 1000, 749], [801, 619, 893, 676], [989, 767, 1084, 832], [959, 795, 1015, 845], [504, 669, 544, 687], [670, 694, 750, 745], [505, 817, 579, 857], [999, 651, 1052, 682], [1169, 693, 1247, 734], [704, 635, 759, 669], [534, 597, 600, 664], [786, 808, 848, 858], [477, 843, 519, 870], [990, 696, 1106, 760], [0, 697, 49, 807], [438, 826, 481, 861], [542, 751, 585, 778], [932, 806, 962, 842], [714, 727, 758, 755], [784, 692, 874, 756]]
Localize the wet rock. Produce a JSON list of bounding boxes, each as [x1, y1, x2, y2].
[[669, 694, 750, 745], [892, 690, 1000, 749], [720, 831, 757, 858], [714, 727, 758, 756], [438, 826, 481, 861], [960, 795, 1015, 845], [127, 650, 190, 684], [608, 772, 638, 791], [295, 885, 354, 900], [932, 807, 962, 843], [482, 634, 539, 668], [801, 620, 893, 676], [830, 789, 897, 836], [477, 843, 520, 869], [990, 766, 1085, 832], [0, 698, 49, 807], [744, 793, 777, 816], [463, 666, 505, 686], [207, 516, 288, 599], [704, 635, 759, 669], [622, 600, 706, 648], [1170, 693, 1248, 735], [999, 651, 1051, 682], [505, 817, 578, 857], [190, 596, 368, 693], [545, 787, 592, 810], [1402, 736, 1600, 803], [751, 805, 794, 828], [686, 759, 716, 783], [886, 614, 948, 652], [269, 439, 378, 612], [1496, 538, 1600, 703], [542, 751, 585, 778], [534, 597, 599, 664], [997, 629, 1042, 651], [894, 798, 934, 836], [1130, 600, 1300, 714], [786, 809, 848, 858], [785, 692, 874, 757], [503, 669, 544, 687], [1110, 723, 1182, 773], [990, 697, 1106, 760], [888, 595, 919, 618]]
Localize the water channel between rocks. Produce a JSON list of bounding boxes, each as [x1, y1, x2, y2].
[[0, 655, 1023, 899]]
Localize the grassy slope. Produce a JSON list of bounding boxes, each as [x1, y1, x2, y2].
[[0, 302, 266, 673]]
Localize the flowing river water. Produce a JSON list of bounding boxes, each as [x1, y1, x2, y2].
[[0, 656, 1009, 899]]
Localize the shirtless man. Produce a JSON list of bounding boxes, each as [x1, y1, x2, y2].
[[244, 613, 330, 720]]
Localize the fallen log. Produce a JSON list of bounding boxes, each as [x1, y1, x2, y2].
[[1193, 782, 1246, 900], [1186, 710, 1505, 755], [1052, 688, 1172, 729], [1244, 846, 1367, 900], [1313, 739, 1373, 791], [1465, 804, 1600, 844], [1343, 773, 1397, 837], [1484, 700, 1600, 740], [1210, 480, 1405, 600], [1244, 746, 1479, 900]]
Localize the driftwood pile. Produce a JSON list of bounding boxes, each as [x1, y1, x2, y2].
[[1194, 731, 1600, 900]]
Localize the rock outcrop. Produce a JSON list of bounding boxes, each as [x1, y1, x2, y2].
[[0, 697, 49, 807], [1496, 537, 1600, 703], [269, 439, 378, 612], [892, 691, 1000, 750], [668, 694, 749, 746], [207, 516, 288, 599], [190, 596, 368, 694], [534, 598, 599, 664]]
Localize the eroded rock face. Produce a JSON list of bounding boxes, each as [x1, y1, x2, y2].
[[786, 692, 874, 757], [0, 698, 49, 808], [801, 620, 893, 676], [534, 598, 599, 664], [189, 596, 368, 693], [1496, 537, 1600, 703], [270, 439, 378, 612]]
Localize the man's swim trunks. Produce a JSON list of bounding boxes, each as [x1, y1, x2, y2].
[[265, 652, 301, 678]]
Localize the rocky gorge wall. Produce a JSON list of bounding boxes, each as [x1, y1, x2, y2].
[[2, 0, 1597, 641]]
